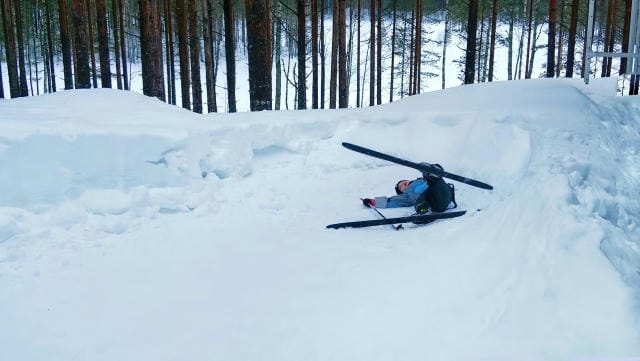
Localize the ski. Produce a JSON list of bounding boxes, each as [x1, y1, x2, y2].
[[326, 210, 467, 229], [342, 142, 494, 190]]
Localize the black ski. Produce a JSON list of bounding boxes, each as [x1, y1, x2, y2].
[[342, 142, 494, 190], [327, 210, 467, 229]]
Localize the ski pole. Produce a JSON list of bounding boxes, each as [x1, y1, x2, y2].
[[367, 205, 403, 231]]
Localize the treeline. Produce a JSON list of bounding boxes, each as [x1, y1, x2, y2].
[[0, 0, 636, 112]]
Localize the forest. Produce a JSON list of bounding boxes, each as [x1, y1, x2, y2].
[[0, 0, 637, 113]]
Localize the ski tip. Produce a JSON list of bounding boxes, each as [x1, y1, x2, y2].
[[469, 181, 493, 190]]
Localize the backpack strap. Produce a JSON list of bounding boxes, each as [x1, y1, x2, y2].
[[447, 183, 458, 210]]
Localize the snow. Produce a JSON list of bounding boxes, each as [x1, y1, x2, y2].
[[1, 77, 640, 360]]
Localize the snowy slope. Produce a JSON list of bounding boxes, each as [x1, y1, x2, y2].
[[0, 79, 639, 360]]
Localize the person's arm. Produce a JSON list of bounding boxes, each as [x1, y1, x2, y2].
[[373, 193, 414, 208]]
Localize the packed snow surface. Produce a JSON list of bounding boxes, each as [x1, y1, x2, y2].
[[1, 78, 639, 360]]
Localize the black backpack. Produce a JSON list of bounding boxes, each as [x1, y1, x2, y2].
[[414, 172, 457, 214]]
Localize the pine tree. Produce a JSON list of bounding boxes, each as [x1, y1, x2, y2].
[[465, 0, 479, 84], [189, 0, 202, 113], [96, 0, 111, 87], [296, 0, 306, 109], [71, 0, 91, 89], [202, 0, 217, 112], [1, 0, 21, 97], [176, 0, 191, 109], [223, 0, 237, 112], [139, 0, 165, 100], [245, 0, 272, 110], [547, 0, 557, 77]]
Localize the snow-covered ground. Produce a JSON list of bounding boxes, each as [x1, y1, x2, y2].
[[1, 77, 639, 360]]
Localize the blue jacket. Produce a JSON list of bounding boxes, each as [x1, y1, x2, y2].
[[374, 178, 428, 208]]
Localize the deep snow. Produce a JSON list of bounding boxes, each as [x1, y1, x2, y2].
[[1, 78, 639, 360]]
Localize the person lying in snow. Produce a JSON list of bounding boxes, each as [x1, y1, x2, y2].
[[361, 164, 457, 214]]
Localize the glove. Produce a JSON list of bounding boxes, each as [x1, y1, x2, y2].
[[361, 198, 376, 207]]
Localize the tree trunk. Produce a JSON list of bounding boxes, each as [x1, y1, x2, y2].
[[320, 0, 325, 108], [1, 0, 21, 97], [338, 0, 347, 107], [524, 0, 533, 78], [296, 0, 306, 109], [140, 0, 165, 101], [391, 0, 397, 97], [547, 0, 557, 77], [73, 19, 78, 85], [42, 4, 52, 93], [464, 0, 478, 84], [441, 0, 448, 88], [0, 50, 4, 98], [311, 0, 319, 108], [71, 0, 91, 88], [566, 0, 579, 77], [176, 0, 191, 109], [44, 0, 57, 92], [164, 0, 172, 104], [274, 2, 282, 110], [400, 11, 408, 97], [488, 0, 498, 81], [621, 0, 631, 75], [408, 9, 415, 94], [369, 0, 375, 105], [86, 0, 97, 87], [482, 7, 491, 81], [31, 1, 40, 95], [223, 0, 237, 112], [189, 0, 202, 113], [329, 0, 337, 108], [14, 0, 28, 96], [529, 17, 542, 78], [516, 2, 526, 79], [118, 0, 129, 89], [245, 0, 272, 111], [356, 0, 361, 106], [602, 0, 616, 77], [477, 3, 485, 82], [202, 0, 217, 112], [112, 0, 122, 89], [556, 0, 565, 77], [45, 8, 52, 93], [376, 0, 382, 102], [508, 9, 514, 80], [96, 0, 111, 87], [165, 0, 176, 104]]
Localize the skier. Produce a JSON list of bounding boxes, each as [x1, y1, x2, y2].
[[327, 142, 491, 229], [361, 177, 428, 209], [361, 164, 456, 214]]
